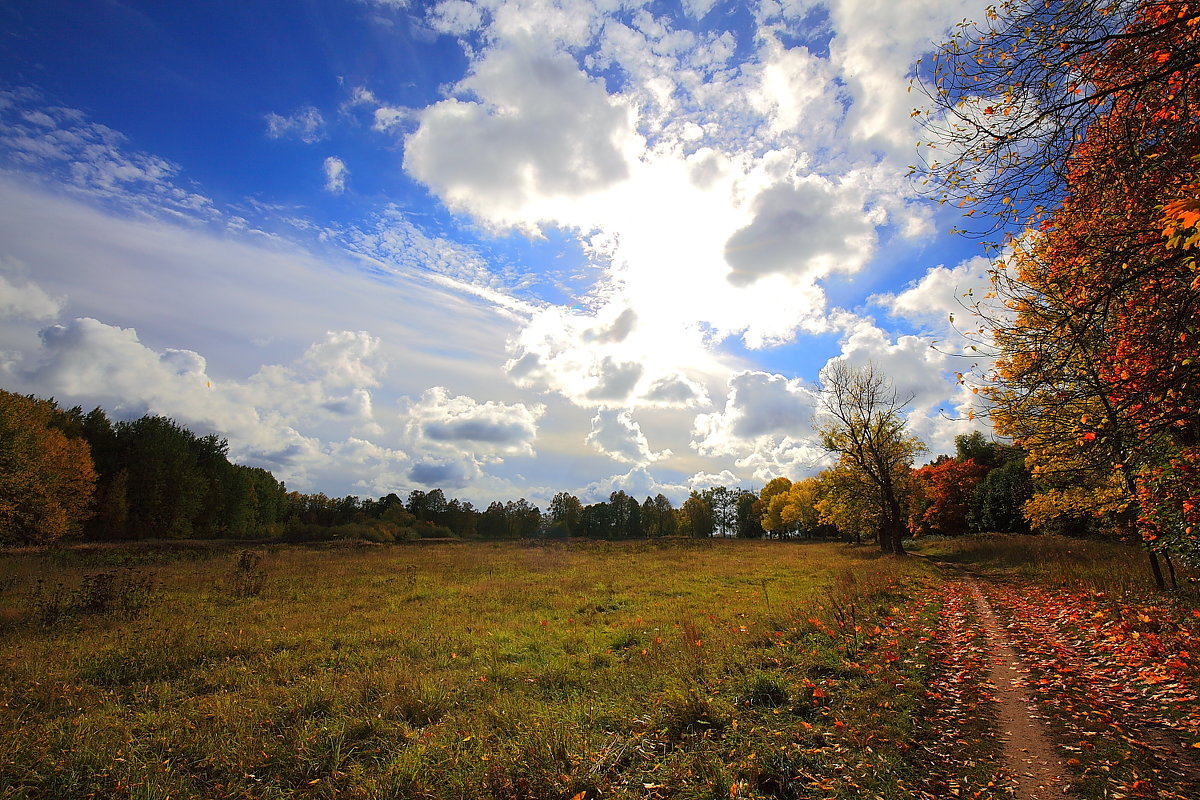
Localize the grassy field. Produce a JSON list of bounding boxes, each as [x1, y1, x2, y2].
[[0, 536, 1195, 799]]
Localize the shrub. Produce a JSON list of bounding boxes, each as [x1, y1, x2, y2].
[[229, 549, 267, 598]]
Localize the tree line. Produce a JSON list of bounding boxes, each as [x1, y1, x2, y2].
[[0, 382, 1029, 550], [0, 390, 796, 546]]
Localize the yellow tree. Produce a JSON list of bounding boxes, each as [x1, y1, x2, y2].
[[780, 477, 824, 536], [0, 391, 97, 544], [817, 362, 925, 554], [812, 462, 882, 545], [758, 476, 793, 537]]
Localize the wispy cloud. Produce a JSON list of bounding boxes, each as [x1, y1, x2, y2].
[[265, 106, 327, 143]]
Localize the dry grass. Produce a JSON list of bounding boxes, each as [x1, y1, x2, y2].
[[0, 539, 951, 799], [910, 533, 1200, 597]]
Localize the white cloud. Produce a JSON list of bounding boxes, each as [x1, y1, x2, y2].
[[0, 2, 1003, 502], [691, 370, 827, 482], [578, 464, 691, 504], [586, 409, 671, 464], [404, 386, 543, 458], [265, 106, 327, 143], [428, 0, 484, 35], [883, 256, 993, 331], [822, 317, 985, 458], [748, 39, 844, 141], [724, 178, 877, 286], [0, 90, 217, 221], [793, 0, 986, 155], [0, 260, 62, 320], [323, 156, 349, 194], [403, 43, 637, 231]]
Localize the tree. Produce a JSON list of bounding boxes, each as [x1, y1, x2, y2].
[[608, 491, 643, 539], [970, 456, 1033, 534], [640, 494, 676, 538], [734, 489, 765, 538], [758, 477, 794, 537], [680, 492, 713, 538], [780, 477, 824, 538], [813, 462, 880, 545], [479, 501, 509, 539], [580, 501, 614, 539], [910, 457, 988, 537], [549, 492, 583, 536], [817, 362, 925, 554], [505, 498, 542, 538], [0, 391, 97, 544], [704, 486, 737, 537], [914, 0, 1200, 236], [919, 0, 1200, 578]]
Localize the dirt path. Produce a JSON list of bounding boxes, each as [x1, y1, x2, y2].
[[963, 575, 1073, 799]]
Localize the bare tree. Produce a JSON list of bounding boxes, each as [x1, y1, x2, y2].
[[817, 362, 925, 555]]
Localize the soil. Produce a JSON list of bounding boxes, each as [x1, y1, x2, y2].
[[964, 575, 1074, 799]]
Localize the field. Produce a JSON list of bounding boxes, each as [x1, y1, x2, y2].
[[0, 537, 1197, 799]]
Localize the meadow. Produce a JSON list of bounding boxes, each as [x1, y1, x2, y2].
[[0, 537, 1195, 799]]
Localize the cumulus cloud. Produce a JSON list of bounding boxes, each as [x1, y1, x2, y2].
[[586, 409, 670, 464], [20, 318, 247, 432], [585, 357, 644, 403], [694, 371, 817, 449], [878, 255, 993, 331], [748, 39, 844, 141], [323, 156, 349, 194], [643, 374, 708, 408], [821, 318, 986, 458], [265, 106, 327, 143], [428, 0, 484, 35], [578, 465, 690, 504], [404, 386, 543, 457], [408, 456, 481, 489], [0, 261, 62, 320], [769, 0, 981, 155], [403, 43, 635, 230], [724, 179, 877, 286], [692, 370, 827, 481]]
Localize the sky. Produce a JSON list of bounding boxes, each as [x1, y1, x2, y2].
[[0, 0, 1000, 508]]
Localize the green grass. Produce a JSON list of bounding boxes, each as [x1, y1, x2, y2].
[[0, 539, 948, 799]]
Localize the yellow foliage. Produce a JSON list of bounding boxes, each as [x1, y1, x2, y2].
[[0, 391, 97, 544]]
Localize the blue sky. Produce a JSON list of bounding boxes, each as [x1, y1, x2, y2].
[[0, 0, 997, 507]]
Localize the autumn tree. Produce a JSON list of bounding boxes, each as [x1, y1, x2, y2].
[[0, 391, 97, 544], [758, 477, 794, 537], [910, 457, 988, 537], [914, 0, 1200, 235], [813, 461, 879, 545], [780, 477, 825, 538], [919, 0, 1200, 576], [817, 362, 925, 554]]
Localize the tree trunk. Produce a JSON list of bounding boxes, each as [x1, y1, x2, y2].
[[1164, 550, 1178, 591], [1147, 546, 1166, 590]]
